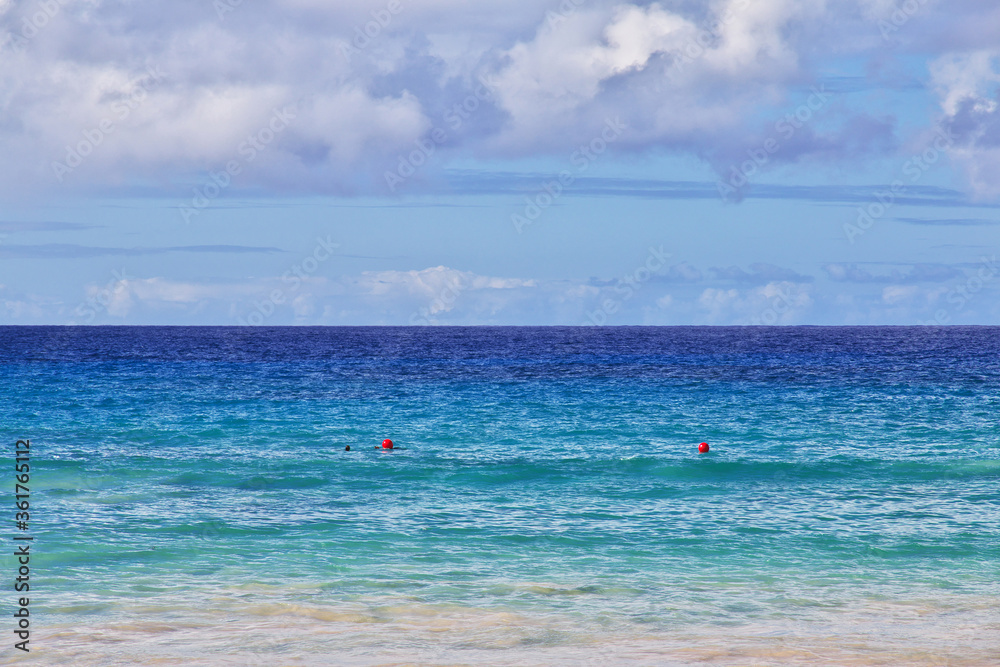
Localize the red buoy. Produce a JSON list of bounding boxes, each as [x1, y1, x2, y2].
[[698, 442, 710, 453], [382, 438, 394, 449]]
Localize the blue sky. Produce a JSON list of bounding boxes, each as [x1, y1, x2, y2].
[[1, 0, 999, 325]]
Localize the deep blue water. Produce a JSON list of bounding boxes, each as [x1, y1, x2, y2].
[[2, 326, 999, 664]]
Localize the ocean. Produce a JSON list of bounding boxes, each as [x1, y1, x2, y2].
[[3, 326, 999, 665]]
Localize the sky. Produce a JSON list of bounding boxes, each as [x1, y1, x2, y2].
[[1, 0, 999, 325]]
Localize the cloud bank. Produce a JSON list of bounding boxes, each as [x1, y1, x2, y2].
[[2, 0, 1000, 199], [3, 258, 995, 326]]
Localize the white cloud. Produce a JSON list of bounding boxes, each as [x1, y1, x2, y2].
[[491, 4, 694, 121], [697, 281, 812, 324], [62, 267, 543, 325], [697, 287, 742, 323], [929, 50, 1000, 198], [930, 50, 1000, 115], [484, 0, 816, 154], [12, 263, 1000, 325], [0, 284, 52, 321], [1, 0, 999, 198]]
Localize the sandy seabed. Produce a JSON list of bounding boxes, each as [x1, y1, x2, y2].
[[14, 594, 999, 666]]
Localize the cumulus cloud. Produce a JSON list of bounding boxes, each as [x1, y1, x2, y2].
[[931, 50, 1000, 198], [0, 282, 49, 321], [60, 266, 548, 325], [881, 284, 921, 305], [697, 280, 812, 324], [9, 261, 997, 325], [53, 263, 819, 325], [349, 266, 537, 321], [0, 0, 998, 198], [0, 0, 988, 198], [486, 3, 699, 149]]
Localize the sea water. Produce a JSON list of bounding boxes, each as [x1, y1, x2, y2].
[[2, 326, 998, 665]]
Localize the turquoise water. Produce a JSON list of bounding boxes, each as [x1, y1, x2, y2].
[[3, 326, 999, 665]]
